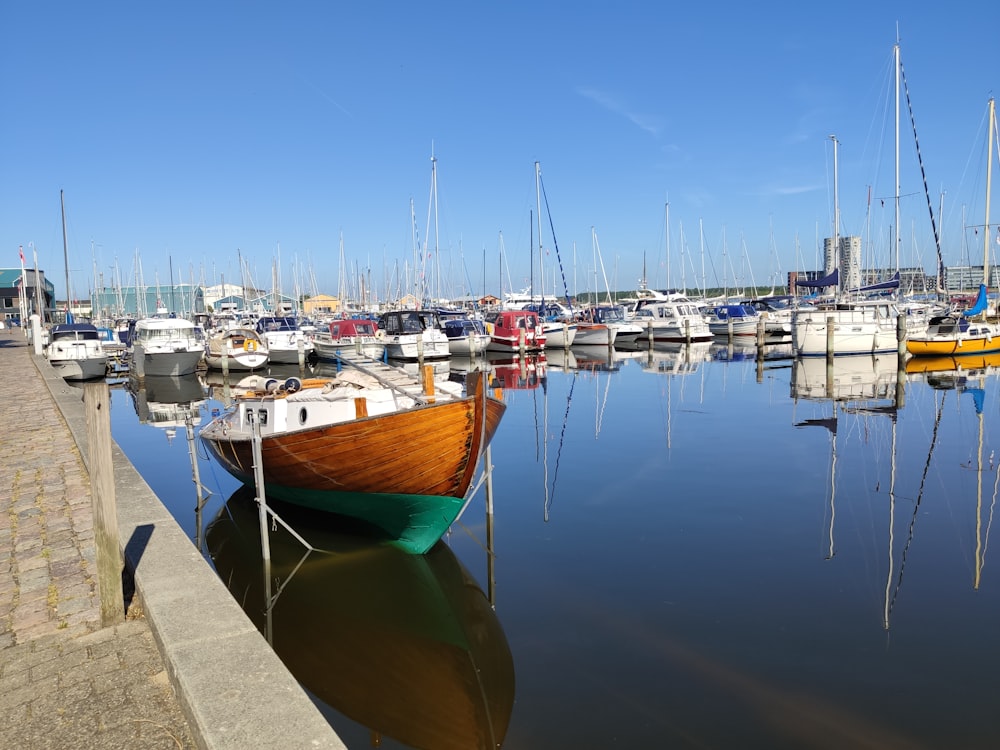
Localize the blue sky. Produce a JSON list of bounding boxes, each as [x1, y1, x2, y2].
[[3, 2, 998, 305]]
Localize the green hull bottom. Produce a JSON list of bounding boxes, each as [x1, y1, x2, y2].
[[245, 479, 466, 555]]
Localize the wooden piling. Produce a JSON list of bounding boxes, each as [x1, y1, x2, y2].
[[84, 381, 125, 627]]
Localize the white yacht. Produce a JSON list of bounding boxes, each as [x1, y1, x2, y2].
[[130, 316, 206, 377]]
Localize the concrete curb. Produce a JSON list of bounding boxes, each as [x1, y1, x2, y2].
[[33, 356, 347, 750]]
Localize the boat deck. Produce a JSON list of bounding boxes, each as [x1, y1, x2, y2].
[[331, 350, 457, 401]]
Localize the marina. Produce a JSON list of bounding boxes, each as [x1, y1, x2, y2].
[[106, 340, 1000, 748], [7, 7, 1000, 748]]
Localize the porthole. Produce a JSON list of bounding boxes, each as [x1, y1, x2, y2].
[[299, 407, 308, 426]]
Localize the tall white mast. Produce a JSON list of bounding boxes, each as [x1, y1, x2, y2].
[[894, 41, 901, 272], [982, 97, 995, 309], [664, 202, 670, 290], [830, 135, 840, 294], [535, 161, 544, 304]]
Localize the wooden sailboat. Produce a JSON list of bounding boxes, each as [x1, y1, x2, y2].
[[908, 97, 1000, 357], [200, 354, 506, 554]]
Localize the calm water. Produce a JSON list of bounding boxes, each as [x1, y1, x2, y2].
[[109, 342, 1000, 749]]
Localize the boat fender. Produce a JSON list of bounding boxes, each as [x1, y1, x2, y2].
[[283, 377, 302, 394], [243, 339, 257, 352]]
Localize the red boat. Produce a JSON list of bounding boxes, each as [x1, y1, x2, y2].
[[485, 309, 546, 351]]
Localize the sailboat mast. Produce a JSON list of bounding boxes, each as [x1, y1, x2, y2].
[[535, 161, 544, 306], [60, 190, 71, 319], [983, 97, 995, 304], [830, 135, 840, 294], [665, 202, 670, 291], [894, 42, 901, 272]]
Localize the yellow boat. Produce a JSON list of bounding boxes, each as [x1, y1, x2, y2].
[[906, 314, 1000, 358]]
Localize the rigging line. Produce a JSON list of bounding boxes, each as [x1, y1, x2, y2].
[[545, 373, 576, 521], [596, 365, 612, 437], [983, 454, 999, 574], [532, 373, 541, 462], [538, 174, 574, 312], [889, 389, 945, 615], [899, 57, 944, 293]]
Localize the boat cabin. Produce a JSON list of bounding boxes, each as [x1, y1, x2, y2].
[[50, 323, 101, 342], [255, 316, 300, 333], [329, 319, 379, 338], [378, 310, 442, 335]]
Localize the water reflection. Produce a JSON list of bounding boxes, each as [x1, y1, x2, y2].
[[907, 357, 1000, 592], [486, 353, 546, 391], [205, 489, 515, 750], [567, 344, 638, 371], [125, 373, 207, 443], [637, 341, 712, 376], [791, 353, 901, 402]]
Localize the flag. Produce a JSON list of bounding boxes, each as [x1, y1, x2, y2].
[[19, 245, 25, 264]]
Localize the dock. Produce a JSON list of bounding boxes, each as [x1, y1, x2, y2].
[[0, 332, 346, 749]]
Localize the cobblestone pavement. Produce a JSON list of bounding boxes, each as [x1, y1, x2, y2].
[[0, 333, 195, 749]]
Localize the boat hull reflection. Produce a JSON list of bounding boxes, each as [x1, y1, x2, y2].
[[206, 490, 515, 750]]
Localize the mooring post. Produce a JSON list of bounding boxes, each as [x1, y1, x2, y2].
[[187, 417, 211, 553], [826, 315, 835, 360], [249, 410, 271, 563], [133, 348, 145, 380], [84, 381, 125, 627]]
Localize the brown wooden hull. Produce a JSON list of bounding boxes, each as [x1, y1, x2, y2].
[[203, 391, 505, 500]]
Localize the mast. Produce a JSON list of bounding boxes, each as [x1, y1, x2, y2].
[[983, 97, 995, 315], [664, 202, 670, 291], [894, 41, 901, 273], [535, 161, 544, 307], [830, 135, 841, 294], [60, 190, 71, 320]]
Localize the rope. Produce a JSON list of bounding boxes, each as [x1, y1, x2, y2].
[[539, 174, 575, 312], [900, 57, 945, 294]]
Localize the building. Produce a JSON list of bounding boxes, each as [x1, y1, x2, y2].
[[302, 294, 339, 316], [943, 266, 1000, 292], [90, 284, 205, 319], [0, 268, 55, 323]]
